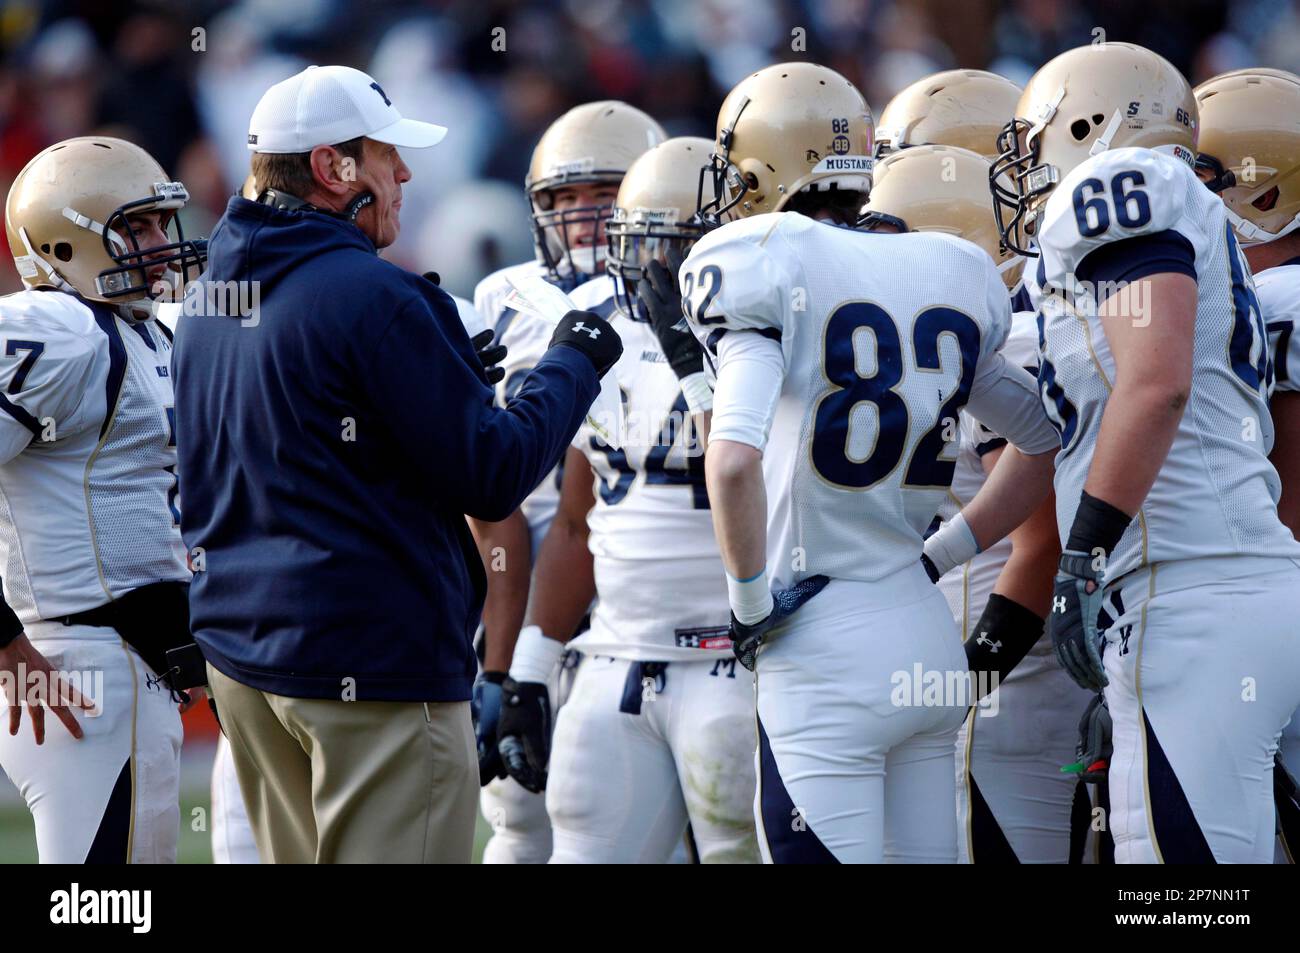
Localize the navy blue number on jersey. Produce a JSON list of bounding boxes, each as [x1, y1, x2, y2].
[[1036, 310, 1079, 452], [682, 265, 725, 325], [1224, 225, 1271, 395], [1071, 170, 1152, 237], [810, 302, 980, 490], [3, 340, 45, 394], [590, 391, 708, 508], [1269, 320, 1293, 390]]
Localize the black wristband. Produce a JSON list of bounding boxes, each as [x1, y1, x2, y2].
[[1065, 490, 1132, 557], [482, 670, 507, 685], [964, 593, 1045, 691], [0, 601, 23, 650]]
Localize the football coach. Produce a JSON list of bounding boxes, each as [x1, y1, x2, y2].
[[172, 65, 621, 863]]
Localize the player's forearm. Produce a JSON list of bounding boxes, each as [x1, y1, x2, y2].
[[1269, 392, 1300, 537], [1082, 377, 1185, 516], [705, 439, 767, 580], [467, 510, 532, 671], [994, 492, 1061, 618], [527, 513, 594, 642], [691, 410, 711, 451], [960, 446, 1056, 552]]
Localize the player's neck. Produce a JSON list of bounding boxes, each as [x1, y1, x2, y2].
[[1244, 233, 1300, 272]]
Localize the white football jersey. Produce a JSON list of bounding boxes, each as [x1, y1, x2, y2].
[[683, 213, 1058, 590], [0, 290, 188, 622], [1035, 146, 1300, 579], [936, 310, 1041, 637], [564, 276, 730, 660], [1254, 261, 1300, 394], [473, 260, 569, 548]]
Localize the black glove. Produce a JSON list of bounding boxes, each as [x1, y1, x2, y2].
[[1049, 550, 1109, 691], [548, 309, 623, 378], [497, 676, 553, 793], [470, 671, 506, 786], [1062, 693, 1112, 784], [469, 329, 507, 385], [639, 249, 703, 381], [730, 575, 831, 671]]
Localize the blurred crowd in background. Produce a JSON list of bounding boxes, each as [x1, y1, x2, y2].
[[2, 0, 1298, 298]]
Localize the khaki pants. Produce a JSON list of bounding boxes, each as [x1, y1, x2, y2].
[[207, 663, 477, 863]]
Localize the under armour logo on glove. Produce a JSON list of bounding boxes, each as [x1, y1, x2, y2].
[[548, 309, 623, 378], [1052, 595, 1068, 614]]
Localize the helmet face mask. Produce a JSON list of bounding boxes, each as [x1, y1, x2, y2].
[[989, 116, 1057, 256], [96, 190, 207, 302], [530, 187, 616, 282], [607, 136, 712, 319]]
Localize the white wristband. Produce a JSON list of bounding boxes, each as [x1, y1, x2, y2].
[[728, 569, 774, 625], [922, 512, 981, 579], [508, 625, 565, 684], [679, 371, 714, 415]]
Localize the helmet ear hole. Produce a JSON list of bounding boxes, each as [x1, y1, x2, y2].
[[53, 242, 73, 262], [1253, 186, 1280, 212], [1070, 119, 1092, 141], [1092, 113, 1106, 125], [39, 243, 50, 253]]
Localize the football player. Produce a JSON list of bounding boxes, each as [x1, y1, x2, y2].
[[0, 137, 206, 862], [470, 101, 665, 863], [678, 62, 1060, 863], [1194, 66, 1300, 862], [866, 142, 1095, 861], [988, 42, 1300, 863], [492, 136, 758, 863]]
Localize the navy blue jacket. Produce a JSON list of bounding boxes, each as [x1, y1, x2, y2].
[[173, 197, 597, 701]]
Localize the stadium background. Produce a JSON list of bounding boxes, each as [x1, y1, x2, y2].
[[0, 0, 1292, 862]]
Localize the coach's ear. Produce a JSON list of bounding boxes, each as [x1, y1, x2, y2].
[[309, 143, 358, 198]]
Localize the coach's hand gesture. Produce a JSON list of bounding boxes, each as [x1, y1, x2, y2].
[[0, 633, 96, 743]]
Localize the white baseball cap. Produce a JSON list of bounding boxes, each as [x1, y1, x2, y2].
[[247, 64, 447, 154]]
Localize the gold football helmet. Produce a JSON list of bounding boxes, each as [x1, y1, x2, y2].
[[6, 136, 205, 312], [701, 62, 873, 226], [606, 136, 711, 318], [990, 42, 1197, 255], [860, 144, 1023, 288], [874, 69, 1022, 160], [1194, 68, 1300, 245], [526, 101, 666, 281]]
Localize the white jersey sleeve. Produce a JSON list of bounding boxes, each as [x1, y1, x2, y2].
[[1254, 262, 1300, 394], [1035, 147, 1298, 577], [0, 291, 99, 463]]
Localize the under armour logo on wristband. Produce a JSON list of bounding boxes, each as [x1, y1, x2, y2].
[[1053, 596, 1068, 613], [976, 631, 1002, 653], [571, 322, 601, 339]]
